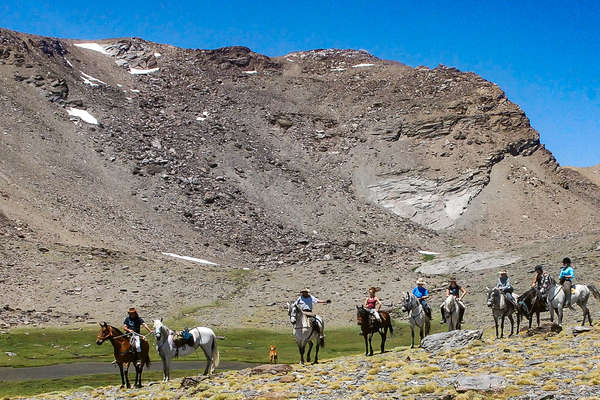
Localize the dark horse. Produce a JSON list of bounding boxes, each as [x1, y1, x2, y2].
[[356, 305, 394, 356], [96, 322, 150, 388], [516, 287, 548, 332]]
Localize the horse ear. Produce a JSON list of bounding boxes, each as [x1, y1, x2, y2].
[[160, 317, 163, 322], [99, 322, 103, 327]]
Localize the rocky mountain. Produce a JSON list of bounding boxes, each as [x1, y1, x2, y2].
[[1, 27, 599, 327]]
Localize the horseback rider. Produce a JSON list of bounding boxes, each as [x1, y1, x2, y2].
[[294, 288, 331, 333], [440, 278, 466, 324], [497, 270, 517, 307], [531, 265, 549, 290], [123, 307, 151, 363], [364, 287, 383, 332], [412, 278, 432, 319], [559, 257, 574, 306]]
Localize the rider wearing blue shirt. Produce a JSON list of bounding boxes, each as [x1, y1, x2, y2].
[[497, 270, 517, 307], [559, 257, 574, 306], [412, 278, 431, 319], [123, 307, 151, 364], [294, 288, 331, 334]]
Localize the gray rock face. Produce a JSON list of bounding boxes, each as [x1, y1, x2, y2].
[[416, 250, 521, 275], [420, 329, 483, 352], [455, 374, 506, 392]]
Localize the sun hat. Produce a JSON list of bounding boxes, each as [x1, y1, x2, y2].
[[128, 307, 137, 314], [416, 278, 425, 285], [498, 270, 507, 275], [449, 277, 457, 282], [300, 288, 310, 293]]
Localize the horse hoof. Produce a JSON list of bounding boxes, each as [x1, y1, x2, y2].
[[126, 385, 131, 389], [120, 385, 124, 389], [311, 361, 319, 365]]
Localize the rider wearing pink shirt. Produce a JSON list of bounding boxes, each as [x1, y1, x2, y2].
[[364, 287, 382, 323]]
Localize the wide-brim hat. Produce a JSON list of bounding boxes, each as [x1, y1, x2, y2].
[[416, 278, 425, 285], [534, 265, 544, 271], [300, 288, 310, 293], [368, 286, 380, 292], [498, 270, 508, 275], [448, 277, 457, 282], [128, 307, 137, 314]]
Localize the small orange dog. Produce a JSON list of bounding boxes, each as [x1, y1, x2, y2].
[[269, 345, 278, 364]]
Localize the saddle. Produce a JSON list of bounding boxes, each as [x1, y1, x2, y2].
[[301, 310, 316, 317], [174, 329, 194, 348]]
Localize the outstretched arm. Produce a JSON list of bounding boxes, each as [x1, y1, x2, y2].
[[376, 298, 382, 311], [143, 322, 151, 333], [459, 287, 467, 300]]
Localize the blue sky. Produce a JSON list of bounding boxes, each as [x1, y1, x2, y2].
[[2, 1, 598, 166]]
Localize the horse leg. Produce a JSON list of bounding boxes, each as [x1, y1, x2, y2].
[[124, 363, 131, 389], [306, 341, 313, 363], [161, 357, 169, 382], [363, 333, 369, 356], [298, 343, 305, 364], [418, 326, 424, 347], [516, 313, 521, 333], [380, 330, 387, 354], [135, 363, 142, 388], [557, 306, 563, 326], [508, 314, 514, 337], [493, 315, 498, 339], [313, 340, 320, 365], [410, 327, 415, 348], [536, 311, 540, 328], [500, 315, 505, 338], [118, 363, 125, 388], [368, 333, 374, 356]]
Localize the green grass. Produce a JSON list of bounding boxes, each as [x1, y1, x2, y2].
[[0, 370, 191, 398], [421, 254, 436, 262], [0, 323, 444, 368]]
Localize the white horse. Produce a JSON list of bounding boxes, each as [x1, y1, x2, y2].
[[153, 319, 220, 381], [541, 278, 600, 326], [286, 302, 324, 364], [486, 287, 515, 338], [401, 292, 430, 348], [441, 295, 461, 331]]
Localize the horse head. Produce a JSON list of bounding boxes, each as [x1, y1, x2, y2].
[[287, 302, 297, 324], [96, 321, 111, 345], [444, 294, 456, 313], [486, 287, 498, 308], [400, 292, 412, 313], [153, 318, 167, 342], [356, 305, 367, 324]]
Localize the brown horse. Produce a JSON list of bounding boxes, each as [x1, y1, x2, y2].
[[96, 322, 150, 388], [356, 306, 394, 356]]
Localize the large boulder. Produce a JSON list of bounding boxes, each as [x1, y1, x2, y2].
[[249, 364, 293, 376], [455, 374, 506, 392], [420, 329, 483, 353]]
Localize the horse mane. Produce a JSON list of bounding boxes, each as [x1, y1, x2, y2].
[[109, 325, 124, 336], [518, 287, 537, 300]]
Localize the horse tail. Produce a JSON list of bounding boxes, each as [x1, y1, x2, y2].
[[388, 319, 394, 337], [588, 284, 600, 302], [144, 351, 151, 368], [211, 335, 220, 369], [319, 335, 325, 348]]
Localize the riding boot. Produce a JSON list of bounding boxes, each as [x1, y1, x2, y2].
[[458, 307, 465, 325], [440, 307, 446, 323]]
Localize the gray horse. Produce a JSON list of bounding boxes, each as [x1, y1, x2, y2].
[[487, 287, 515, 338], [541, 277, 600, 326], [401, 292, 430, 348], [441, 295, 461, 331], [287, 302, 324, 364]]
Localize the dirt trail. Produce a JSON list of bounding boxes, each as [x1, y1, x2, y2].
[[0, 361, 256, 381]]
